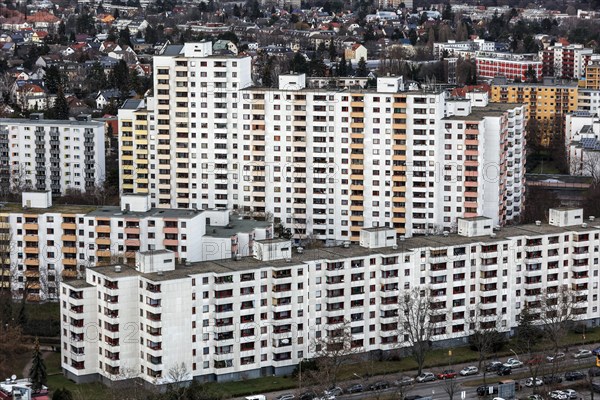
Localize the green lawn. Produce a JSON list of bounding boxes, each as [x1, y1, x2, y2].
[[25, 302, 60, 320]]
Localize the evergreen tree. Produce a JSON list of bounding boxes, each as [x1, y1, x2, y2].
[[29, 338, 47, 391], [337, 53, 347, 76], [109, 60, 131, 93], [53, 85, 70, 120], [288, 52, 308, 74], [309, 55, 327, 77], [44, 65, 62, 95], [261, 56, 274, 87], [356, 57, 368, 77], [17, 303, 27, 326], [346, 59, 353, 76], [328, 40, 336, 60]]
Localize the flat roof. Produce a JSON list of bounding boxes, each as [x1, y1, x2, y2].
[[205, 218, 271, 238], [0, 118, 103, 127], [0, 203, 98, 215], [83, 220, 600, 282], [442, 103, 522, 120], [86, 206, 202, 219], [62, 279, 93, 288]]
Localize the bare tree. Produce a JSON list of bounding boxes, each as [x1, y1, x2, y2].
[[310, 320, 359, 388], [537, 286, 580, 354], [570, 150, 600, 185], [439, 374, 461, 400], [398, 288, 435, 376], [165, 362, 191, 399], [466, 305, 505, 385], [0, 228, 13, 296]]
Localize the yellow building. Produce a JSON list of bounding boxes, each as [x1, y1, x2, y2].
[[491, 77, 578, 145], [579, 60, 600, 90]]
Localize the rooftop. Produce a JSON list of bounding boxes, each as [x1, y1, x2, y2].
[[0, 202, 98, 215], [205, 217, 271, 238], [87, 206, 202, 219], [80, 219, 599, 282], [0, 118, 103, 127], [442, 102, 522, 120]]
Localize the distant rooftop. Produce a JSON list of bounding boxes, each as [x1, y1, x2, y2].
[[442, 102, 522, 120], [205, 217, 271, 238]]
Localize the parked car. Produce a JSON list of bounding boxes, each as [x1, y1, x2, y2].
[[368, 381, 390, 391], [590, 367, 600, 377], [276, 395, 295, 400], [525, 377, 543, 387], [394, 376, 415, 386], [548, 390, 568, 400], [542, 375, 563, 384], [503, 358, 523, 368], [497, 366, 512, 376], [547, 353, 566, 363], [324, 387, 342, 397], [436, 370, 457, 379], [346, 384, 363, 394], [562, 389, 578, 400], [565, 371, 586, 381], [526, 395, 543, 400], [593, 383, 600, 393], [485, 361, 503, 372], [460, 366, 479, 376], [573, 349, 593, 359], [416, 372, 436, 383], [526, 355, 544, 365], [476, 385, 498, 396], [592, 346, 600, 356], [405, 396, 427, 400], [299, 392, 317, 400]]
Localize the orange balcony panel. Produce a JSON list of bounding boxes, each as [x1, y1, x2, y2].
[[23, 223, 38, 230], [350, 184, 364, 191], [392, 175, 407, 182], [125, 239, 140, 247], [25, 258, 39, 266], [465, 201, 478, 208], [351, 133, 364, 139], [465, 140, 479, 146], [25, 270, 40, 278], [96, 238, 111, 246], [25, 247, 39, 254], [465, 150, 479, 156], [351, 153, 364, 160], [350, 112, 365, 118], [392, 217, 406, 223], [164, 227, 178, 234], [465, 129, 480, 135], [62, 234, 77, 241], [350, 174, 364, 180], [392, 196, 406, 202], [392, 124, 406, 130], [61, 223, 77, 230], [63, 258, 77, 266], [464, 212, 478, 218], [349, 205, 363, 212], [164, 239, 179, 246], [350, 123, 364, 129], [350, 101, 364, 107], [393, 145, 407, 151], [96, 250, 112, 258], [465, 161, 479, 167], [24, 235, 39, 242], [124, 227, 140, 235], [62, 270, 78, 278], [465, 181, 479, 187], [350, 195, 364, 201], [96, 226, 111, 233], [350, 143, 363, 149], [62, 247, 77, 253], [350, 215, 364, 222], [392, 154, 405, 161]]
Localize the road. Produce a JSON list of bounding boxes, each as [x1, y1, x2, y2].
[[241, 350, 600, 400]]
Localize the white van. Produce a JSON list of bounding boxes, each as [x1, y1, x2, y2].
[[245, 395, 266, 400]]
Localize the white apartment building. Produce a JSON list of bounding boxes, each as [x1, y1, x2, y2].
[[0, 115, 105, 195], [433, 39, 495, 60], [60, 207, 600, 385], [565, 112, 600, 177], [577, 89, 600, 117], [1, 192, 271, 302], [118, 43, 526, 243]]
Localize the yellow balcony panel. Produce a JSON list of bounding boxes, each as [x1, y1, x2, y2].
[[349, 205, 363, 212], [392, 124, 407, 129], [351, 153, 364, 160], [121, 145, 133, 151], [121, 155, 133, 161], [393, 145, 407, 151], [61, 222, 76, 230], [24, 247, 39, 254], [136, 178, 149, 184], [24, 235, 39, 242], [350, 215, 364, 222], [350, 123, 364, 129], [350, 112, 365, 118], [350, 184, 364, 191], [392, 217, 406, 223], [350, 195, 364, 201], [62, 234, 77, 241], [392, 154, 405, 161], [122, 184, 134, 190], [62, 247, 77, 253], [23, 223, 38, 230], [350, 101, 364, 107]]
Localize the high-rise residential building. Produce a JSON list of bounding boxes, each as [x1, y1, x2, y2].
[[565, 112, 600, 177], [580, 60, 600, 90], [541, 42, 595, 79], [432, 39, 495, 60], [475, 52, 543, 81], [577, 88, 600, 116], [60, 207, 600, 385], [491, 77, 578, 144], [0, 192, 271, 302], [0, 115, 105, 195], [119, 43, 527, 243]]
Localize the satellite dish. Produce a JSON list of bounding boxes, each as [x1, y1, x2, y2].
[[11, 375, 16, 381]]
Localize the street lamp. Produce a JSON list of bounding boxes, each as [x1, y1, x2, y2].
[[509, 348, 519, 359]]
